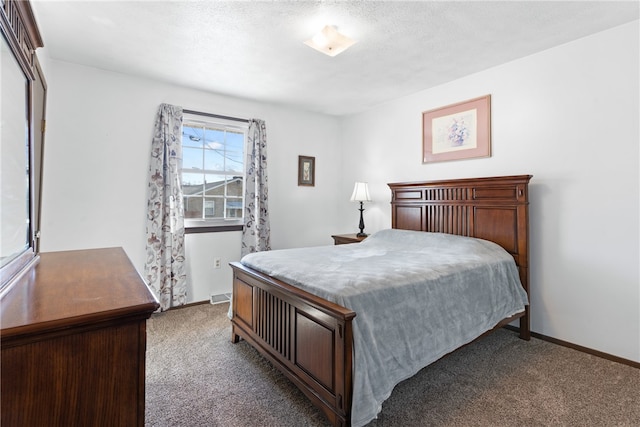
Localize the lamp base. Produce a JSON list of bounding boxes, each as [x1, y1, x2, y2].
[[356, 201, 367, 237]]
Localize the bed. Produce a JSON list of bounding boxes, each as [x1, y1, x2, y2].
[[229, 175, 532, 427]]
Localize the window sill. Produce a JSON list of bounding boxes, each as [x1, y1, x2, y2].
[[185, 220, 243, 234]]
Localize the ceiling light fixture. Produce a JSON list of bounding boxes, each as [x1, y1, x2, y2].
[[304, 25, 356, 57]]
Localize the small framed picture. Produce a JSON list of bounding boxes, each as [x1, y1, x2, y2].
[[423, 95, 491, 163], [298, 156, 315, 186]]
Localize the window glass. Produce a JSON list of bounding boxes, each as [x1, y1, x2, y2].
[[181, 116, 246, 227]]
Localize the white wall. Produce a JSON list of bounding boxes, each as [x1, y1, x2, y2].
[[40, 60, 342, 303], [338, 21, 639, 362]]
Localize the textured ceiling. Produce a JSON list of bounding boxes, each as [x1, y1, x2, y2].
[[31, 1, 639, 116]]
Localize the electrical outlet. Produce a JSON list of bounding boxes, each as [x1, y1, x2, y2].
[[214, 257, 221, 269]]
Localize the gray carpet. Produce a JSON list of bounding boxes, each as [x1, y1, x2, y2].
[[145, 303, 639, 427]]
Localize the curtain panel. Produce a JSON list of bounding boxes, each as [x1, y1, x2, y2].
[[144, 103, 187, 310], [242, 119, 271, 257]]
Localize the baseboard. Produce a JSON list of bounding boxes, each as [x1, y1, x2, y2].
[[166, 300, 211, 311], [504, 325, 639, 369], [166, 296, 233, 311]]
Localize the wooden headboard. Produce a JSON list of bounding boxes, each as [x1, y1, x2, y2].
[[388, 175, 532, 338]]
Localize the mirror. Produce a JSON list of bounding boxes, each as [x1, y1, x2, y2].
[[0, 28, 36, 294], [1, 33, 30, 267]]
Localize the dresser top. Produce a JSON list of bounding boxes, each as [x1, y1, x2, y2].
[[1, 247, 159, 340]]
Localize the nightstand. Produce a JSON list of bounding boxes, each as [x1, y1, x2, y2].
[[331, 233, 367, 245]]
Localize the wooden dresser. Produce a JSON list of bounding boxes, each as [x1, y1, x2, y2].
[[0, 248, 159, 427]]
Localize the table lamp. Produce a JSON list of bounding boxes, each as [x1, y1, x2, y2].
[[350, 182, 371, 237]]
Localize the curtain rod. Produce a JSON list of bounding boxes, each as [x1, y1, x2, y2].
[[183, 109, 249, 123]]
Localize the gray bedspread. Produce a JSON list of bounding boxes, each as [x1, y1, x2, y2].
[[240, 229, 529, 427]]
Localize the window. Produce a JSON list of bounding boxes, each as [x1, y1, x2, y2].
[[181, 114, 246, 230]]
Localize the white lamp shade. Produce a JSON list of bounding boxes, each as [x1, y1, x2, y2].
[[350, 182, 371, 202]]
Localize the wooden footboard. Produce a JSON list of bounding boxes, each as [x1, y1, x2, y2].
[[230, 262, 356, 427]]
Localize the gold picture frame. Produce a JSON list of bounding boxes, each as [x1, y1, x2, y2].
[[423, 95, 491, 163]]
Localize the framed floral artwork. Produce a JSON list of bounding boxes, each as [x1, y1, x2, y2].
[[298, 155, 315, 186], [422, 95, 491, 163]]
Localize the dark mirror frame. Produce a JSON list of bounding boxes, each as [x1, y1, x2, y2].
[[0, 0, 44, 296]]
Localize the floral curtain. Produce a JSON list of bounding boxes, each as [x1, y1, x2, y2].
[[144, 103, 186, 310], [242, 119, 271, 257]]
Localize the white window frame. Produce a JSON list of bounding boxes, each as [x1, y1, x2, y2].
[[181, 113, 247, 230]]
